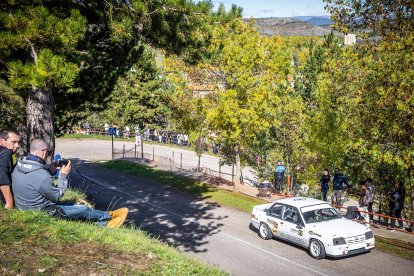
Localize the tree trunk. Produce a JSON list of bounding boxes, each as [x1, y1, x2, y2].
[[233, 147, 241, 192], [26, 88, 55, 158]]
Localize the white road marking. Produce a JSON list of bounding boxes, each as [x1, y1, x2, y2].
[[220, 232, 328, 276], [76, 169, 328, 276]]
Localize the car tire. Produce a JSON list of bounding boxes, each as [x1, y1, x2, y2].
[[309, 239, 326, 259], [259, 223, 272, 240]]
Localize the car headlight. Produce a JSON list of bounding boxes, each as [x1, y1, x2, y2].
[[333, 237, 346, 245], [365, 231, 373, 240]]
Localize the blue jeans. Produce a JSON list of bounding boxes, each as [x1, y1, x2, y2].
[[321, 187, 328, 202], [58, 203, 111, 226]]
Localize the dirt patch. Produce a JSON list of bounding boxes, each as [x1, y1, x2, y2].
[[0, 240, 153, 275]]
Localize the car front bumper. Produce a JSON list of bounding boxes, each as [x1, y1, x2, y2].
[[326, 239, 375, 257]]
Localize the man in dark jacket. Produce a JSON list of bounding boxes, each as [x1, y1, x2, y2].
[[332, 168, 349, 206], [274, 160, 286, 193], [12, 138, 128, 228], [0, 128, 20, 209], [389, 181, 406, 230]]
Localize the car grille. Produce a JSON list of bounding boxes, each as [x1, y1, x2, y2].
[[345, 234, 365, 244]]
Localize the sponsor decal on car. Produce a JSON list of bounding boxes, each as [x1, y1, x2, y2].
[[308, 230, 321, 237], [267, 218, 279, 234]]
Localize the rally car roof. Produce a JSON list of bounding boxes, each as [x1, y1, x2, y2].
[[274, 197, 329, 208]]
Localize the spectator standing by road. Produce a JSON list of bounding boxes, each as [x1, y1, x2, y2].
[[332, 168, 350, 206], [358, 181, 370, 223], [12, 139, 128, 228], [366, 178, 376, 222], [124, 125, 130, 138], [274, 160, 286, 193], [0, 128, 20, 209], [388, 181, 406, 230], [85, 121, 90, 135], [104, 122, 109, 136], [319, 168, 330, 202], [134, 124, 141, 145]]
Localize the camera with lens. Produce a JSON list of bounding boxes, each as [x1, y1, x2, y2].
[[53, 159, 69, 167]]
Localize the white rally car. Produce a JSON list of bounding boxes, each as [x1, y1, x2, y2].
[[251, 197, 374, 259]]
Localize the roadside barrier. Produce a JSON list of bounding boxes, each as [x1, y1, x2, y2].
[[112, 144, 236, 183], [334, 204, 414, 235]]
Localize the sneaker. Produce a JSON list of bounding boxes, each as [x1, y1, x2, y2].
[[109, 207, 129, 219], [387, 227, 395, 232], [107, 208, 129, 229]]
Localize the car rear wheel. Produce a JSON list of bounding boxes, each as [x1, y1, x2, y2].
[[259, 223, 272, 240], [309, 239, 326, 259]]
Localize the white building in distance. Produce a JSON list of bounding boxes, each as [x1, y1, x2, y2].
[[344, 34, 356, 45]]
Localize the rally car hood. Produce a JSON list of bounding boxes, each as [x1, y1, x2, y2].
[[307, 217, 370, 238]]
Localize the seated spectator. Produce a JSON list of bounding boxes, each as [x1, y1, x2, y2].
[[12, 139, 128, 228]]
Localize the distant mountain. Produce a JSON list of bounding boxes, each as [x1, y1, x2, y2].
[[246, 17, 332, 37], [292, 16, 333, 26]]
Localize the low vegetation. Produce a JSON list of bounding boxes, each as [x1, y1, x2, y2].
[[0, 190, 226, 275], [375, 237, 414, 261], [100, 160, 265, 213]]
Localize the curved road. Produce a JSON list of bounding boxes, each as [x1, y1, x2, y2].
[[56, 138, 256, 182], [56, 139, 413, 275]]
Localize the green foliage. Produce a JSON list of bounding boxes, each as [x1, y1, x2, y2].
[[99, 46, 171, 128], [325, 0, 413, 38], [206, 20, 304, 177], [0, 79, 25, 128], [9, 49, 79, 89]]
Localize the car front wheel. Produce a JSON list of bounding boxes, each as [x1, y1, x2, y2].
[[259, 223, 272, 240], [309, 239, 326, 259]]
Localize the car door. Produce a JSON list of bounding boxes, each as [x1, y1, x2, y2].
[[265, 203, 283, 238], [278, 205, 306, 246]]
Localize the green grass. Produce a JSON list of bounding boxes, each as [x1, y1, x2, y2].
[[375, 237, 414, 260], [0, 193, 226, 275], [100, 160, 265, 213]]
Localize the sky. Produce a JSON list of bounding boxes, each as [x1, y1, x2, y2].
[[203, 0, 329, 18]]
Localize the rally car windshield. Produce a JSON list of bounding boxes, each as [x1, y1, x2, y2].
[[302, 208, 342, 224]]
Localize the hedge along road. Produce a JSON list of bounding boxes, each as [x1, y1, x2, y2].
[[56, 139, 413, 276]]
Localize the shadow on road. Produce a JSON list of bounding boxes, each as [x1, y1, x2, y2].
[[68, 159, 228, 253]]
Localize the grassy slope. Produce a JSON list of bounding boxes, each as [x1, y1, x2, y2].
[[0, 193, 226, 275], [100, 160, 414, 261], [99, 160, 265, 213]]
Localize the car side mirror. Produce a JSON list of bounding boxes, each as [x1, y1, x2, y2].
[[296, 223, 304, 229]]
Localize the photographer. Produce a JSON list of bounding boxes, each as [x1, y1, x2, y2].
[[12, 139, 128, 228]]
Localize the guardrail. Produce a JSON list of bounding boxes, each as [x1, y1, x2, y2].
[[112, 144, 236, 183], [334, 204, 414, 234]]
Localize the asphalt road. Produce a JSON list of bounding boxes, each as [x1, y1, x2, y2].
[[55, 138, 255, 182], [56, 139, 414, 275]]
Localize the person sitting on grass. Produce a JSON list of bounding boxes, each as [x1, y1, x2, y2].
[[12, 138, 128, 228]]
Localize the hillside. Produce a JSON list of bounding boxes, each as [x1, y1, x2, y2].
[[246, 17, 332, 37], [293, 15, 334, 26]]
